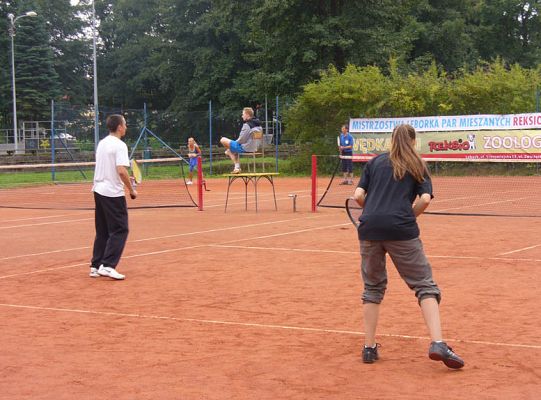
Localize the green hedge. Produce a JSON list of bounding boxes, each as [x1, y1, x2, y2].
[[286, 59, 541, 144], [283, 59, 541, 172]]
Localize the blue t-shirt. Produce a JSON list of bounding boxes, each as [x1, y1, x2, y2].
[[339, 133, 354, 155], [358, 153, 433, 241]]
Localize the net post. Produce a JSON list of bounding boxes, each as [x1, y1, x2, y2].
[[197, 156, 203, 211], [209, 100, 213, 175], [51, 99, 56, 181], [311, 154, 317, 212]]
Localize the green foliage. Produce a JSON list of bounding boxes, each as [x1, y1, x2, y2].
[[3, 0, 541, 132], [0, 3, 11, 125], [386, 60, 450, 116], [287, 64, 390, 143], [0, 0, 86, 125], [450, 60, 541, 114], [96, 0, 174, 110], [11, 1, 62, 121], [406, 0, 479, 72], [476, 1, 541, 68], [286, 59, 541, 166], [287, 139, 337, 175], [287, 59, 451, 143], [39, 0, 92, 104]]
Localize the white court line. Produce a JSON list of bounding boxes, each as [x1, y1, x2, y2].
[[1, 212, 90, 223], [212, 244, 355, 255], [3, 239, 541, 281], [0, 244, 207, 280], [0, 193, 313, 229], [0, 220, 343, 278], [0, 246, 92, 262], [0, 186, 312, 226], [210, 244, 541, 264], [221, 190, 313, 198], [0, 198, 272, 229], [430, 196, 533, 213], [218, 223, 349, 242], [430, 189, 524, 204], [0, 303, 539, 350], [0, 217, 93, 230], [0, 215, 327, 261], [0, 261, 93, 279], [128, 215, 326, 243], [203, 193, 312, 210], [498, 244, 541, 256]]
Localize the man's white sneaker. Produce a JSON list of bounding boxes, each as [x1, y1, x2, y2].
[[89, 267, 100, 278], [97, 265, 125, 280], [186, 180, 193, 185]]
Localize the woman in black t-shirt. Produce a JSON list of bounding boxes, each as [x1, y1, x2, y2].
[[353, 124, 464, 369]]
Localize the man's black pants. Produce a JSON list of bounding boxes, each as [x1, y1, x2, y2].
[[91, 192, 129, 269]]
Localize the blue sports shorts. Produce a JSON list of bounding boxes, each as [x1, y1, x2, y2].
[[189, 157, 198, 172], [229, 140, 245, 154]]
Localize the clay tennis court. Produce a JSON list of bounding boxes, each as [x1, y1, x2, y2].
[[0, 177, 540, 399]]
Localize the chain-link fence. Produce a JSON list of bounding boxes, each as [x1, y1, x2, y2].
[[1, 101, 288, 169], [53, 102, 283, 149]]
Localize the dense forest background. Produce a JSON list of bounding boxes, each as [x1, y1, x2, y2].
[[1, 0, 541, 144]]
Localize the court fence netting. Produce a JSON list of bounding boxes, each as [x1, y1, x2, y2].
[[0, 157, 198, 210], [312, 154, 541, 217]]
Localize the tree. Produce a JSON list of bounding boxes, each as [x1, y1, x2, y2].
[[96, 0, 174, 110], [477, 1, 541, 67], [449, 60, 541, 114], [286, 60, 541, 144], [37, 0, 92, 104], [0, 0, 86, 126], [0, 1, 13, 126], [405, 0, 479, 72], [13, 1, 62, 121], [242, 1, 417, 98], [4, 0, 541, 132], [160, 0, 258, 113]]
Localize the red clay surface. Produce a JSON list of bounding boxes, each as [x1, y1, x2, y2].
[[0, 177, 540, 399]]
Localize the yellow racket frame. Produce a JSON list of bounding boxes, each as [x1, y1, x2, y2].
[[130, 159, 142, 184]]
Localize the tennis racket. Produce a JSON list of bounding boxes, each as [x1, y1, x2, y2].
[[130, 159, 143, 184], [345, 197, 363, 228]]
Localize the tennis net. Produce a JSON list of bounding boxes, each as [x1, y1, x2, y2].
[[313, 155, 541, 217], [0, 157, 198, 209]]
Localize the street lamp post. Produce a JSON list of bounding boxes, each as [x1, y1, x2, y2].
[[92, 0, 99, 151], [69, 0, 99, 150], [7, 11, 37, 155]]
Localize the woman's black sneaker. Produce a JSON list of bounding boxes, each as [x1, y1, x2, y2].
[[429, 341, 465, 369], [362, 344, 380, 363]]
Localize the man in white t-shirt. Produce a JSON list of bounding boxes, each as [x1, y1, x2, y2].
[[89, 114, 137, 280]]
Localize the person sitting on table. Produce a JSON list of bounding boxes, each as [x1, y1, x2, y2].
[[220, 107, 262, 174]]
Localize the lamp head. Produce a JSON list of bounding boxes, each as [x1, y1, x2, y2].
[[26, 11, 37, 17]]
